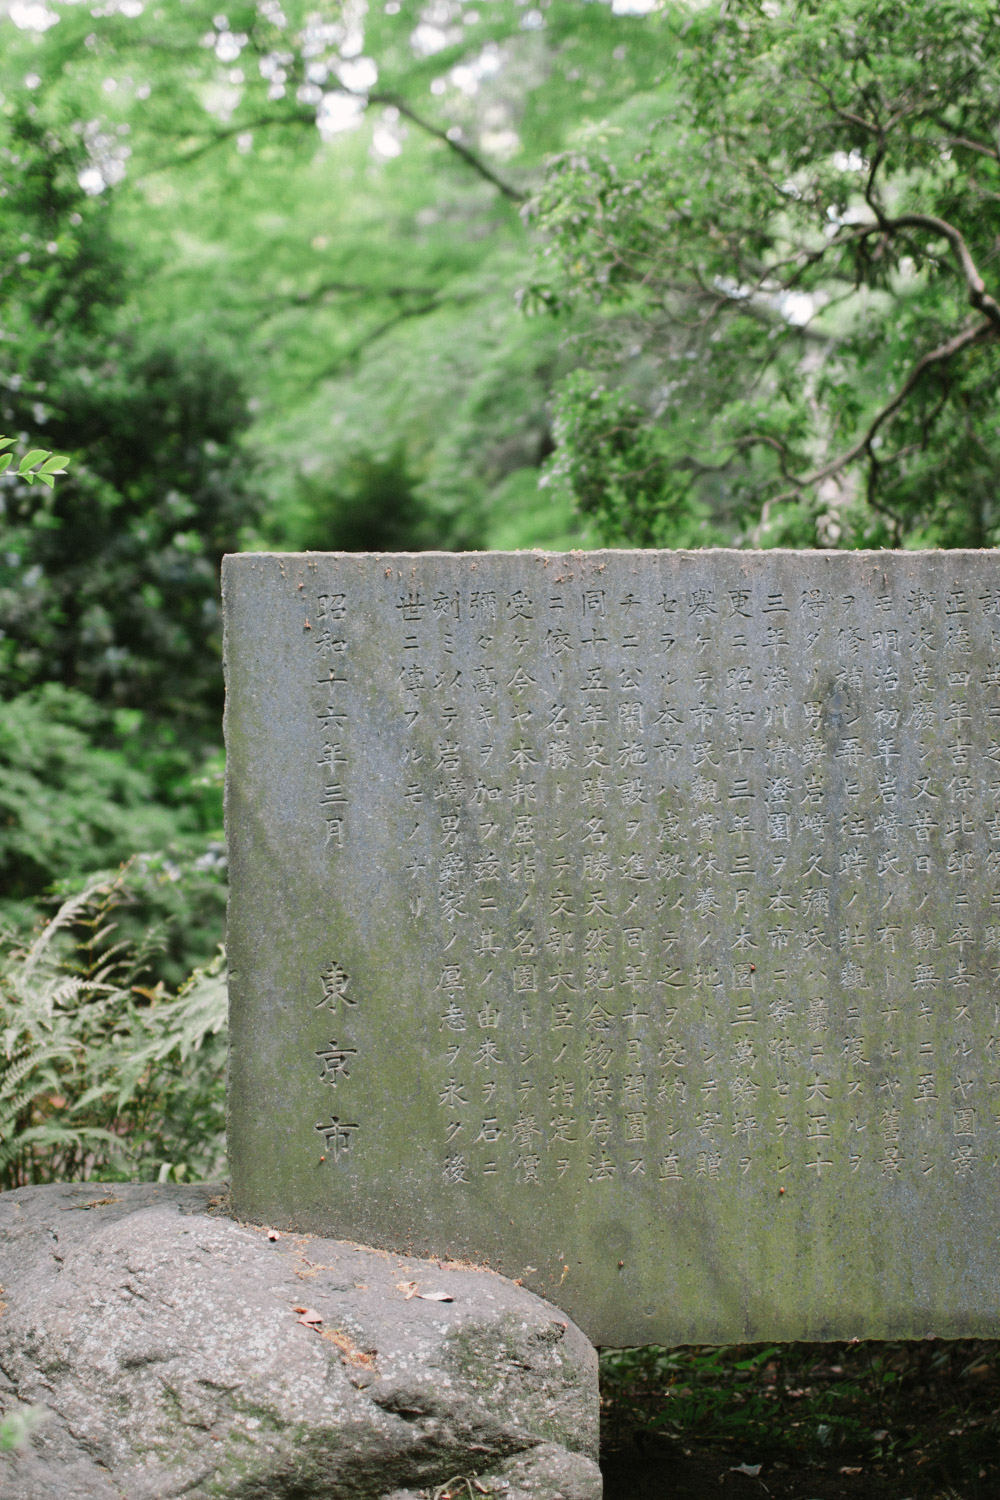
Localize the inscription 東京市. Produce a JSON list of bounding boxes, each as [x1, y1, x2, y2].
[[225, 551, 1000, 1347]]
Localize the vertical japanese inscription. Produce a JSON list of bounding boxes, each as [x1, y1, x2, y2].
[[226, 549, 1000, 1345], [300, 557, 1000, 1195]]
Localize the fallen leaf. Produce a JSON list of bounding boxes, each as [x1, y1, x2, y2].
[[293, 1306, 323, 1327], [394, 1280, 453, 1302], [839, 1467, 863, 1475], [320, 1327, 377, 1369]]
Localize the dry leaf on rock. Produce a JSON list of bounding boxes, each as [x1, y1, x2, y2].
[[395, 1282, 454, 1302]]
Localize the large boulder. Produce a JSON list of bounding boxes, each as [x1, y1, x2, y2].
[[0, 1183, 600, 1500]]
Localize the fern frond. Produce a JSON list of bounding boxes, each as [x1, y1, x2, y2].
[[22, 868, 131, 981]]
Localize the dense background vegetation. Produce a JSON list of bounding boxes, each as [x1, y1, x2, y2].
[[1, 2, 998, 1487]]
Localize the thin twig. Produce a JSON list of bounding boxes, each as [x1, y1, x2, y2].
[[367, 90, 525, 203], [767, 318, 992, 508]]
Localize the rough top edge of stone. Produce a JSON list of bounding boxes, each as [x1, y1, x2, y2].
[[0, 1179, 227, 1206], [0, 1181, 232, 1221], [0, 1183, 526, 1280], [0, 1182, 595, 1345], [222, 547, 999, 562]]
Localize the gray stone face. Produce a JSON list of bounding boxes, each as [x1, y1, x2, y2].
[[0, 1182, 600, 1500], [225, 550, 1000, 1346]]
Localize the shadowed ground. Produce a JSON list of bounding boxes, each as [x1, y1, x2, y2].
[[600, 1340, 1000, 1500]]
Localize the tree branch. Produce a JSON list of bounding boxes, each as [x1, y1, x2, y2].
[[208, 280, 442, 321], [139, 112, 313, 174], [310, 298, 447, 382], [138, 87, 525, 205], [794, 203, 1000, 333], [800, 72, 882, 137], [289, 279, 440, 307], [928, 119, 1000, 162], [885, 212, 1000, 331], [367, 91, 525, 203], [946, 132, 1000, 161], [761, 318, 993, 515]]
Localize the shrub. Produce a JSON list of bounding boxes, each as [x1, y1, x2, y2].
[[0, 870, 227, 1190]]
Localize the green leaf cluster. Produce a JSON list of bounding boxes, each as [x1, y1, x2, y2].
[[545, 370, 723, 548], [0, 686, 192, 902], [0, 438, 68, 488]]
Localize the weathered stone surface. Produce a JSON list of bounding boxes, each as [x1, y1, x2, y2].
[[0, 1182, 600, 1500], [225, 550, 1000, 1345]]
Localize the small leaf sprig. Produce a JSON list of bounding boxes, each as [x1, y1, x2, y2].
[[0, 436, 70, 489]]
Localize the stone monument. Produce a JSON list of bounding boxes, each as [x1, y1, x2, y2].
[[224, 549, 1000, 1347]]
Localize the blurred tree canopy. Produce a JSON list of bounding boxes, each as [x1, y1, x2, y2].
[[1, 0, 671, 561], [6, 0, 993, 566]]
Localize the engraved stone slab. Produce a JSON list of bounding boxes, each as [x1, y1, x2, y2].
[[224, 550, 1000, 1347]]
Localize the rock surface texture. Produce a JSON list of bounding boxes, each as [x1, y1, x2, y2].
[[0, 1183, 601, 1500]]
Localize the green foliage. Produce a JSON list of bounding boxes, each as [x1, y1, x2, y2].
[[0, 685, 192, 901], [0, 683, 227, 987], [545, 372, 722, 547], [10, 0, 995, 560], [273, 446, 438, 553], [0, 1407, 44, 1453], [0, 872, 227, 1191], [0, 104, 260, 733], [0, 95, 254, 970], [0, 332, 259, 731], [0, 437, 68, 488], [529, 0, 1000, 549], [603, 1343, 793, 1444]]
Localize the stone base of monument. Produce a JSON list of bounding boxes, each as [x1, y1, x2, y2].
[[0, 1183, 601, 1500]]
